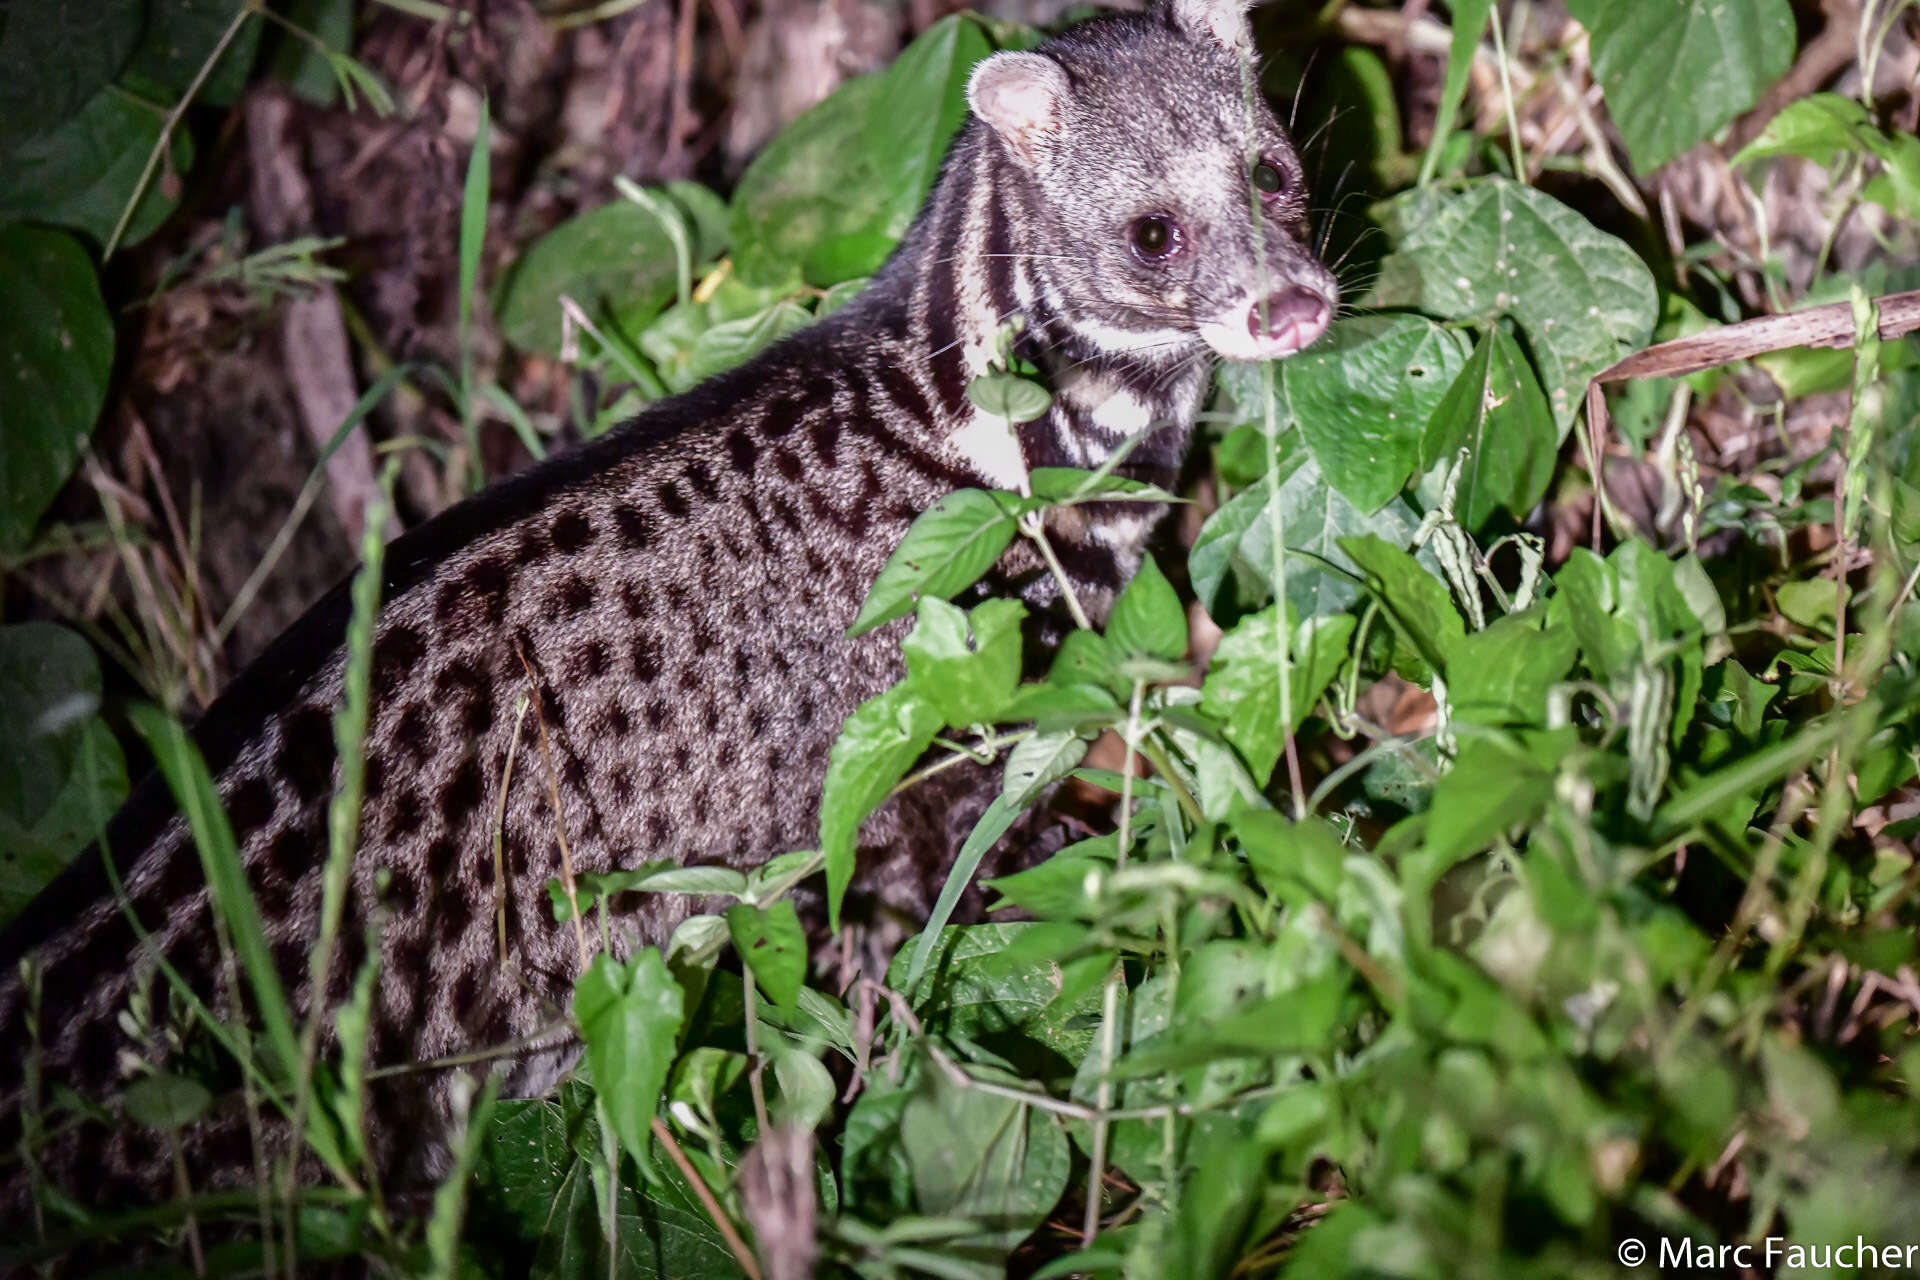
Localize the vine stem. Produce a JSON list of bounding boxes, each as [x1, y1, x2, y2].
[[105, 3, 256, 259], [1020, 511, 1095, 632], [650, 1116, 763, 1280]]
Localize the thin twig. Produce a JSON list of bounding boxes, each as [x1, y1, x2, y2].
[[650, 1116, 763, 1280]]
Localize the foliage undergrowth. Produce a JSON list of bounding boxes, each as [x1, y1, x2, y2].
[[4, 0, 1920, 1276]]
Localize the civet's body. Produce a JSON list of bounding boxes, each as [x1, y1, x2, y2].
[[0, 0, 1335, 1212]]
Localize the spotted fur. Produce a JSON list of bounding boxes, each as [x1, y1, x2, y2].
[[0, 0, 1335, 1217]]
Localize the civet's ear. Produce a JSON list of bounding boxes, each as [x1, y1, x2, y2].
[[967, 51, 1071, 166], [1167, 0, 1253, 52]]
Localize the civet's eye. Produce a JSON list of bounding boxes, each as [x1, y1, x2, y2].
[[1251, 159, 1286, 196], [1131, 214, 1179, 260]]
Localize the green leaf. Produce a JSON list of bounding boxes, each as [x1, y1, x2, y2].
[[1445, 613, 1577, 727], [121, 1073, 213, 1130], [1862, 132, 1920, 218], [0, 226, 114, 551], [551, 862, 750, 920], [897, 1062, 1073, 1256], [1284, 315, 1471, 512], [684, 301, 812, 388], [1567, 0, 1795, 173], [1365, 178, 1658, 429], [0, 623, 128, 922], [0, 87, 194, 247], [819, 684, 943, 928], [494, 182, 728, 356], [1190, 456, 1420, 622], [271, 0, 354, 106], [730, 16, 1018, 286], [0, 0, 143, 151], [1107, 555, 1187, 661], [1423, 730, 1574, 868], [769, 1044, 836, 1131], [1337, 534, 1466, 677], [966, 372, 1052, 424], [125, 0, 264, 109], [1420, 327, 1558, 529], [726, 900, 806, 1011], [571, 949, 685, 1166], [1731, 92, 1882, 168], [1201, 607, 1355, 785], [850, 489, 1023, 636], [1002, 730, 1089, 808], [902, 597, 1027, 727]]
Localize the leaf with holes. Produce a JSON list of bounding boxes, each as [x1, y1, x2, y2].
[[850, 489, 1024, 636], [1365, 178, 1657, 430], [1283, 315, 1470, 513], [726, 900, 807, 1011], [903, 597, 1027, 727], [1420, 326, 1557, 529]]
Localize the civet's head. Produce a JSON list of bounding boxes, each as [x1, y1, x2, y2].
[[967, 0, 1337, 364]]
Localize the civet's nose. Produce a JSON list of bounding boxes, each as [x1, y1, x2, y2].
[[1247, 287, 1332, 354]]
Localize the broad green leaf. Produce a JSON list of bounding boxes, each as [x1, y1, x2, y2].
[[897, 1062, 1073, 1255], [726, 900, 807, 1011], [0, 226, 114, 551], [967, 372, 1052, 423], [1420, 327, 1557, 529], [730, 16, 1029, 286], [1190, 458, 1419, 622], [571, 949, 685, 1165], [1231, 808, 1347, 905], [0, 623, 128, 922], [1567, 0, 1794, 173], [1285, 315, 1470, 512], [494, 182, 727, 356], [1445, 613, 1577, 727], [683, 300, 813, 389], [902, 597, 1027, 727], [1366, 178, 1658, 428], [850, 489, 1022, 635], [770, 1044, 836, 1131], [0, 0, 142, 151], [1337, 534, 1466, 677], [819, 683, 943, 928], [476, 1087, 746, 1279], [1201, 607, 1355, 785], [1422, 730, 1575, 872], [0, 88, 194, 247], [892, 923, 1103, 1067], [1106, 555, 1186, 661], [125, 0, 265, 109]]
